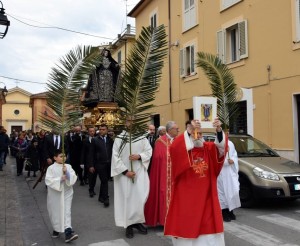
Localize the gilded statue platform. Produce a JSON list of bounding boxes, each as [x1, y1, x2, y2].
[[82, 102, 123, 128]]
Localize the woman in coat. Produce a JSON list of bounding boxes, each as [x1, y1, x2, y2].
[[13, 132, 28, 176]]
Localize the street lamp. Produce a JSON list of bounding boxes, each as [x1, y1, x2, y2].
[[0, 82, 7, 98], [1, 86, 7, 97], [0, 1, 10, 39]]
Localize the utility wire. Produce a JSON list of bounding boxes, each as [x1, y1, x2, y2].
[[7, 13, 115, 40], [0, 75, 46, 85]]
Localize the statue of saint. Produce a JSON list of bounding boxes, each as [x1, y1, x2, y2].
[[81, 48, 120, 108]]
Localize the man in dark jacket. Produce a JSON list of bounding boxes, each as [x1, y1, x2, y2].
[[67, 126, 84, 185], [146, 124, 157, 174], [81, 126, 97, 197], [0, 126, 9, 171], [88, 124, 113, 207]]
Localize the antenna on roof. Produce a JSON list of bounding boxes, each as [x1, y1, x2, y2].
[[125, 0, 128, 26]]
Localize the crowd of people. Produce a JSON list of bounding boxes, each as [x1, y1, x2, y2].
[[0, 119, 241, 245]]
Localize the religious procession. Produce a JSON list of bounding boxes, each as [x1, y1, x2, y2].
[[2, 1, 300, 245], [1, 25, 241, 245]]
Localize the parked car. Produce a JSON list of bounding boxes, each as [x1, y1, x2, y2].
[[203, 133, 300, 207]]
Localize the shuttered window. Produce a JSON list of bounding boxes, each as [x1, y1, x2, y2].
[[216, 20, 248, 64], [151, 13, 157, 28], [222, 0, 242, 9], [117, 51, 121, 64], [183, 0, 196, 31], [180, 44, 196, 78], [296, 0, 300, 42]]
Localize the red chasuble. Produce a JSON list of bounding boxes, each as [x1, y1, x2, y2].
[[164, 133, 225, 239], [145, 135, 171, 226]]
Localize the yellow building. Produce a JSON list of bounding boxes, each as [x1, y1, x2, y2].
[[3, 87, 32, 135], [127, 0, 300, 161], [110, 24, 136, 72]]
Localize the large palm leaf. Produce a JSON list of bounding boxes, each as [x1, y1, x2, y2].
[[196, 52, 238, 130], [115, 24, 167, 162], [40, 45, 102, 155]]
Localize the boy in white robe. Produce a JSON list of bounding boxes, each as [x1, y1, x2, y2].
[[45, 150, 78, 243]]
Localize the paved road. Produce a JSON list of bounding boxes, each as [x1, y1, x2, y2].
[[3, 155, 300, 246]]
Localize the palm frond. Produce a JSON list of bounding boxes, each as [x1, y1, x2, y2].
[[115, 24, 168, 153], [195, 52, 238, 130], [40, 45, 102, 154]]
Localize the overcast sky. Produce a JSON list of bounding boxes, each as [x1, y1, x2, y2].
[[0, 0, 139, 94]]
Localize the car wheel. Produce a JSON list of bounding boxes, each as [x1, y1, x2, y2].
[[239, 176, 256, 208]]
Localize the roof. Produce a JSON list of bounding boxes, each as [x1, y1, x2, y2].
[[127, 0, 151, 17], [30, 91, 48, 99], [8, 87, 32, 97]]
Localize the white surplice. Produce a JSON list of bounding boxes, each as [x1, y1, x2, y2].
[[45, 163, 77, 232], [111, 131, 152, 228], [217, 140, 241, 211], [171, 233, 225, 246]]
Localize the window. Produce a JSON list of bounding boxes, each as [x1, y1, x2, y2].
[[117, 51, 121, 64], [296, 0, 300, 42], [221, 0, 242, 10], [217, 20, 248, 64], [150, 12, 157, 28], [183, 0, 196, 31], [180, 44, 195, 78]]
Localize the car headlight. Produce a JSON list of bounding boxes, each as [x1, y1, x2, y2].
[[253, 167, 280, 181]]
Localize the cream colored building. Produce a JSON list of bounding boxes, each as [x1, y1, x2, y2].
[[110, 24, 136, 72], [127, 0, 300, 161], [3, 87, 32, 135]]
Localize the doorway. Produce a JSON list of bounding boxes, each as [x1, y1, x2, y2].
[[11, 126, 22, 134]]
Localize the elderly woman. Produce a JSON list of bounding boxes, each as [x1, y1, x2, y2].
[[156, 126, 166, 138], [13, 132, 28, 176]]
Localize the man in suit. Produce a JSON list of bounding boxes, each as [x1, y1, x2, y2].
[[88, 124, 114, 207], [44, 129, 63, 165], [67, 125, 84, 185], [146, 124, 156, 174], [81, 126, 97, 197]]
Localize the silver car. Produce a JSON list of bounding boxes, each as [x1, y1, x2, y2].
[[203, 133, 300, 207]]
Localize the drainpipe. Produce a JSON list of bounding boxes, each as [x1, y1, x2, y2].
[[168, 0, 172, 104]]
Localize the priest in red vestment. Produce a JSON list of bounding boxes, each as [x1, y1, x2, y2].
[[144, 121, 179, 226], [164, 119, 227, 246]]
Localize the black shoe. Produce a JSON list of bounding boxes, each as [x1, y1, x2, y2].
[[229, 210, 236, 220], [125, 226, 134, 239], [132, 223, 147, 234], [222, 209, 231, 222], [65, 232, 78, 243], [52, 230, 59, 238], [104, 199, 109, 207], [17, 173, 21, 176], [89, 191, 94, 198], [33, 173, 36, 177], [98, 197, 104, 203], [0, 167, 2, 171], [80, 181, 84, 186], [84, 179, 89, 185]]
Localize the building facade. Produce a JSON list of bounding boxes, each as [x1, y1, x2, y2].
[[128, 0, 300, 161], [29, 92, 48, 133], [3, 87, 32, 135]]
